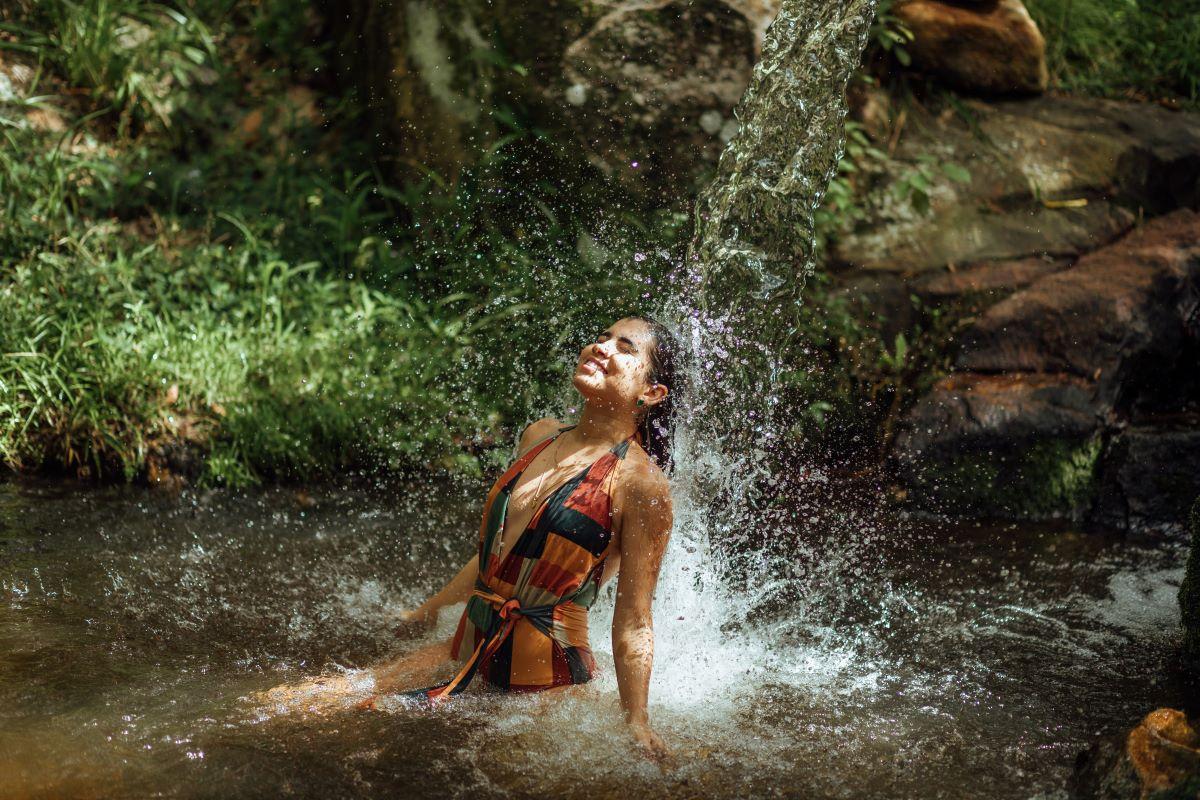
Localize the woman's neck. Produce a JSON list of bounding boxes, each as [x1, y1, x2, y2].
[[571, 400, 636, 448]]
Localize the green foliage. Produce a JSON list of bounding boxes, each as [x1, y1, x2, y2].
[[889, 152, 972, 215], [776, 273, 969, 463], [1026, 0, 1200, 104], [914, 436, 1103, 518], [0, 0, 218, 132], [0, 0, 675, 484], [816, 116, 972, 250], [868, 0, 915, 68], [0, 221, 512, 484]]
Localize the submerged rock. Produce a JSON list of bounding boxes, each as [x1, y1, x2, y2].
[[1071, 709, 1200, 800], [894, 0, 1048, 94]]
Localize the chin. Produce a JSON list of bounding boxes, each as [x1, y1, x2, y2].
[[572, 370, 604, 398]]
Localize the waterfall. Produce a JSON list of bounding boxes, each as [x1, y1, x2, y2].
[[591, 0, 879, 708]]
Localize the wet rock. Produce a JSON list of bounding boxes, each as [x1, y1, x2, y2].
[[1092, 428, 1200, 531], [894, 0, 1048, 94], [560, 0, 778, 196], [832, 97, 1200, 273], [894, 211, 1200, 523], [1071, 709, 1200, 800], [1183, 499, 1200, 675], [895, 373, 1103, 518], [957, 209, 1200, 405]]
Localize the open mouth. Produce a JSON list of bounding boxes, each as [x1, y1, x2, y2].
[[585, 357, 608, 374]]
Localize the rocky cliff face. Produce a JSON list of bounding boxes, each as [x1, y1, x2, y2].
[[893, 210, 1200, 527], [825, 81, 1200, 530]]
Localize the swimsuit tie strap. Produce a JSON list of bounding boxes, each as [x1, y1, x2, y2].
[[402, 585, 562, 705]]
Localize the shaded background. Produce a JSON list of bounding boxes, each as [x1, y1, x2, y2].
[[1, 0, 1197, 532]]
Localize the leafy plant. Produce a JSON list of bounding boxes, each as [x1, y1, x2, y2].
[[1, 0, 217, 132]]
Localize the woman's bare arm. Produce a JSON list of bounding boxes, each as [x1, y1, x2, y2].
[[611, 461, 672, 761], [403, 557, 476, 627]]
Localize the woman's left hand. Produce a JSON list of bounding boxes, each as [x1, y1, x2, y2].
[[629, 719, 674, 768]]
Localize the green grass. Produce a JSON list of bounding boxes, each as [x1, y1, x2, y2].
[[0, 214, 522, 483], [1026, 0, 1200, 104], [0, 0, 681, 485]]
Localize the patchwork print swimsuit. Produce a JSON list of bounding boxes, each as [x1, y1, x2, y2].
[[407, 426, 632, 701]]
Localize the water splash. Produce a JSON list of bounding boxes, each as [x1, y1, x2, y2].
[[620, 0, 879, 711]]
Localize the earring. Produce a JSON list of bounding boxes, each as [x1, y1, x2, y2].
[[636, 399, 645, 406]]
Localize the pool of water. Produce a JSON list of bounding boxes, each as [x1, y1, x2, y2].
[[0, 478, 1191, 799]]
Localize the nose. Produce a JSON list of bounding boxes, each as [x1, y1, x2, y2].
[[592, 339, 615, 358]]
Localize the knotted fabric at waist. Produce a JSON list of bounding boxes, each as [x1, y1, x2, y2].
[[405, 580, 578, 704]]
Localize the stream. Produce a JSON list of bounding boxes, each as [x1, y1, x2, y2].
[[0, 478, 1189, 799]]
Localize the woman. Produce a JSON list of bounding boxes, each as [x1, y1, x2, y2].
[[361, 315, 678, 762]]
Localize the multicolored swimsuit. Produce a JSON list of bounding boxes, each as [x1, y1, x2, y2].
[[407, 427, 633, 701]]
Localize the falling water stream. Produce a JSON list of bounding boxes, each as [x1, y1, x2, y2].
[[1, 1, 1194, 798]]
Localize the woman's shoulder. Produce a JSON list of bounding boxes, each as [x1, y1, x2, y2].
[[515, 417, 566, 456], [613, 443, 672, 536], [617, 442, 671, 502]]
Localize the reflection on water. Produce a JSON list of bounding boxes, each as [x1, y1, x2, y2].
[[0, 479, 1189, 799]]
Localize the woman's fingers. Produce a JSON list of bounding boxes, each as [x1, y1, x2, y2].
[[630, 722, 675, 770]]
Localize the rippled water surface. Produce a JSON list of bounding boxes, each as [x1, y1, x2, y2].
[[0, 479, 1190, 799]]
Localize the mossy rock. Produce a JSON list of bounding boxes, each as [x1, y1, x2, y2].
[[916, 435, 1102, 519], [1181, 497, 1200, 675]]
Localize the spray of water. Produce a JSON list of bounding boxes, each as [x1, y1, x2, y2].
[[604, 0, 879, 710]]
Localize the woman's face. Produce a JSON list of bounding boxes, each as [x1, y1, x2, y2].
[[572, 317, 667, 412]]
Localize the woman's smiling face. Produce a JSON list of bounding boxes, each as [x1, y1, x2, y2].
[[572, 317, 664, 411]]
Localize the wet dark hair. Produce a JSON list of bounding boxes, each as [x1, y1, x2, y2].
[[629, 315, 681, 473]]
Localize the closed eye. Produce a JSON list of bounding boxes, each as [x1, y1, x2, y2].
[[597, 330, 638, 354]]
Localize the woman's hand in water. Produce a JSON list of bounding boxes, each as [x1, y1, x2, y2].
[[392, 607, 437, 638], [629, 718, 673, 767]]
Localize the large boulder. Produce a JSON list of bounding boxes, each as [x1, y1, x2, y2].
[[316, 0, 780, 195], [896, 373, 1104, 517], [1072, 709, 1200, 800], [832, 98, 1200, 273], [894, 0, 1048, 94], [956, 209, 1200, 404], [560, 0, 780, 197], [894, 210, 1200, 523]]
